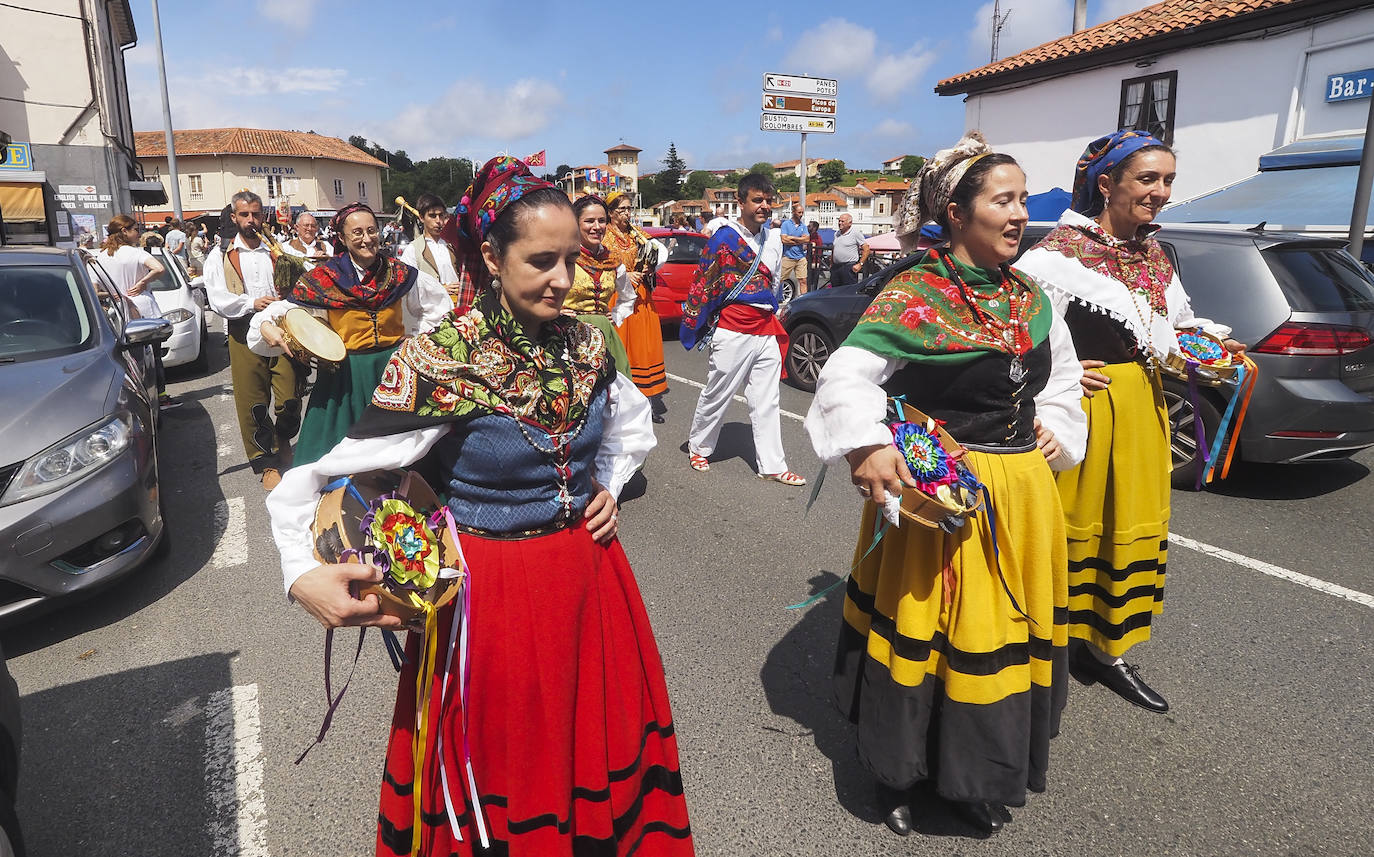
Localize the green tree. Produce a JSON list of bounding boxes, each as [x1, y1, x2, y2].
[[681, 170, 712, 201], [750, 161, 775, 176], [348, 134, 370, 153], [657, 143, 686, 195], [775, 173, 800, 193], [818, 159, 846, 186], [554, 163, 573, 181], [900, 155, 926, 178], [722, 171, 743, 188]]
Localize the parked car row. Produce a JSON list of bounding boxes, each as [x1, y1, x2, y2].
[[778, 225, 1374, 486]]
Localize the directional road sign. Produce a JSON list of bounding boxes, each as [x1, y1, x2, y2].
[[762, 73, 838, 98], [760, 113, 836, 134], [761, 93, 837, 117]]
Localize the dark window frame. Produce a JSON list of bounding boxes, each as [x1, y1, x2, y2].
[[1117, 70, 1177, 146]]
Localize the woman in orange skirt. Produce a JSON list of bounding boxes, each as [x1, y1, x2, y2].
[[604, 189, 669, 422]]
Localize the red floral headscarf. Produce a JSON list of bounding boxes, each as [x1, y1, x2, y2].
[[440, 156, 554, 290]]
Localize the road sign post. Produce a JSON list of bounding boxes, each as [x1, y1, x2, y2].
[[761, 73, 838, 210]]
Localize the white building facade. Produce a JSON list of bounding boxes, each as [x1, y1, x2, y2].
[[936, 0, 1374, 204]]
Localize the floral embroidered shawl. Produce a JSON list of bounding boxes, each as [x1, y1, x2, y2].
[[845, 251, 1052, 366], [352, 289, 614, 438], [679, 221, 779, 350], [286, 253, 418, 312]]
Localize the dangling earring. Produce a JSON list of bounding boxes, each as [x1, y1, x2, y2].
[[489, 275, 501, 292]]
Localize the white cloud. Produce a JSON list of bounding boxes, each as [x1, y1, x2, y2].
[[234, 67, 349, 96], [257, 0, 318, 29], [368, 78, 565, 158], [873, 118, 915, 138], [782, 18, 934, 102]]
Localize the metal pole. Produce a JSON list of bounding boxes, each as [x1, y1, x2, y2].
[[151, 0, 182, 220], [799, 132, 808, 211], [1348, 93, 1374, 260], [1072, 0, 1087, 32]]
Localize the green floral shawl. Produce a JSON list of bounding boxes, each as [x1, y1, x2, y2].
[[844, 251, 1053, 366]]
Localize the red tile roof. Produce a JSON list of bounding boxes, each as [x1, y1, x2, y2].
[[134, 128, 386, 167], [604, 143, 643, 154], [860, 180, 911, 193], [937, 0, 1326, 93]]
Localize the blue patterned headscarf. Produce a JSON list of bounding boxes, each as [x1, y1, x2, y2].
[[1071, 130, 1166, 215]]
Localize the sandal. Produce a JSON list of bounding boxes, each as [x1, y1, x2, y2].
[[689, 453, 710, 472], [760, 470, 807, 486]]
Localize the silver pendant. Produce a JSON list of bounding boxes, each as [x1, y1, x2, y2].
[[988, 299, 1000, 308], [1009, 357, 1027, 383]]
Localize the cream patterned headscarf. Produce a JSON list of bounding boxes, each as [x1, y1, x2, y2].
[[894, 131, 995, 251]]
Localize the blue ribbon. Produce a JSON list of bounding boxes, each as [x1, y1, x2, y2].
[[1203, 362, 1247, 483]]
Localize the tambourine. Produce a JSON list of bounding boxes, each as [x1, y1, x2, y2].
[[1162, 329, 1238, 386], [886, 399, 983, 530], [312, 469, 460, 626], [281, 307, 346, 366]]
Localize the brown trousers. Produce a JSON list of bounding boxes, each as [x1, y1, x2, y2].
[[226, 318, 306, 471]]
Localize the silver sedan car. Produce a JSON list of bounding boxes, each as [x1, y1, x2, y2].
[[0, 247, 171, 621]]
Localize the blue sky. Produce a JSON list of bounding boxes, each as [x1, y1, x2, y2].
[[124, 0, 1154, 174]]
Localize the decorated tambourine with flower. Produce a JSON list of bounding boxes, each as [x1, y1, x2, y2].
[[311, 469, 462, 625], [885, 398, 984, 529], [1164, 329, 1238, 386]]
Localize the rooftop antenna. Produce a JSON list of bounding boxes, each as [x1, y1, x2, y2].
[[991, 0, 1012, 62]]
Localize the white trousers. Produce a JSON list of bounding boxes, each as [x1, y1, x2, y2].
[[688, 327, 788, 474]]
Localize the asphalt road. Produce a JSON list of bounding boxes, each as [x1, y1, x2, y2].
[[5, 328, 1373, 857]]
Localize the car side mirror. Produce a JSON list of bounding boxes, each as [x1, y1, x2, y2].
[[121, 317, 173, 348]]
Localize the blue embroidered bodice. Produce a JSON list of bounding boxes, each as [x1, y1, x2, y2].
[[436, 389, 607, 535]]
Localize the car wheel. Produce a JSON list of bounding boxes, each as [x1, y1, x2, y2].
[[785, 322, 833, 393], [1163, 381, 1223, 490], [778, 278, 797, 304], [188, 322, 209, 373]]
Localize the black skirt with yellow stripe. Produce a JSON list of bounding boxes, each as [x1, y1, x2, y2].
[[1054, 360, 1170, 658], [834, 448, 1069, 806]]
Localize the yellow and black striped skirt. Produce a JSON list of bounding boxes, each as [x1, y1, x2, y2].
[[834, 448, 1069, 806], [1055, 360, 1170, 658]]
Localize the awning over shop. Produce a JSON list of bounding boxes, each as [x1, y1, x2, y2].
[[129, 179, 168, 206], [1159, 135, 1372, 233], [0, 170, 48, 222]]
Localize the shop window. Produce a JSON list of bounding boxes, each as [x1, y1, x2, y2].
[[1118, 70, 1176, 145]]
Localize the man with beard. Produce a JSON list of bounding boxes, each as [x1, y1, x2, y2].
[[203, 190, 305, 490]]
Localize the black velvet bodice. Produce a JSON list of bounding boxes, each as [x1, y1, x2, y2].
[[1063, 301, 1139, 364], [882, 337, 1052, 448]]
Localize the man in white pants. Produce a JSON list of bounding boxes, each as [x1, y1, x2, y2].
[[679, 173, 805, 486]]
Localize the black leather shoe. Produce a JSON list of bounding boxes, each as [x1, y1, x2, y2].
[[949, 800, 1004, 834], [1070, 643, 1169, 713], [875, 783, 912, 837]]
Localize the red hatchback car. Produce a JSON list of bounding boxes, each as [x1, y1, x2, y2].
[[643, 227, 708, 327]]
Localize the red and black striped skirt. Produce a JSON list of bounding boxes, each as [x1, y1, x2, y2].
[[377, 526, 694, 856]]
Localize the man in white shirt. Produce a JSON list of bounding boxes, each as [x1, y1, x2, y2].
[[164, 220, 187, 261], [398, 193, 474, 313], [281, 212, 331, 271], [203, 190, 305, 490]]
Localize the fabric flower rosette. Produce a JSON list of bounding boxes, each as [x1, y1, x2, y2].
[[885, 398, 984, 531], [1165, 328, 1239, 387]]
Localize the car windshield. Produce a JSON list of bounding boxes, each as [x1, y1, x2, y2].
[[1263, 247, 1374, 312], [663, 235, 707, 264], [147, 254, 184, 292], [0, 264, 95, 362]]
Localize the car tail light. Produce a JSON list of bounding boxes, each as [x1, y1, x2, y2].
[[1253, 322, 1373, 356]]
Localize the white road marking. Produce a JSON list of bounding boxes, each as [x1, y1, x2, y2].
[[217, 423, 235, 459], [666, 372, 806, 423], [220, 383, 233, 403], [1171, 533, 1374, 611], [205, 683, 269, 857], [211, 498, 248, 568]]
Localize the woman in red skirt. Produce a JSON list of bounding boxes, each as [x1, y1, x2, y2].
[[267, 157, 693, 856]]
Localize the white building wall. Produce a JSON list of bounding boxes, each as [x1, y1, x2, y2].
[[960, 7, 1374, 203]]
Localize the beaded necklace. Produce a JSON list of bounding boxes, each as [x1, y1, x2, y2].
[[936, 248, 1034, 382], [511, 339, 587, 523]]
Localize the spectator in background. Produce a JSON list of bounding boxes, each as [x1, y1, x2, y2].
[[806, 220, 824, 290], [165, 219, 188, 261], [93, 214, 180, 410], [778, 202, 809, 296], [140, 226, 165, 249], [189, 225, 209, 273], [829, 213, 869, 287]]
